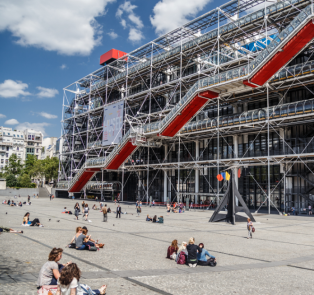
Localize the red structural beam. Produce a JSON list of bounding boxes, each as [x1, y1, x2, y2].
[[100, 49, 127, 65], [244, 20, 314, 88], [69, 168, 100, 193], [160, 90, 218, 137], [105, 141, 137, 170]]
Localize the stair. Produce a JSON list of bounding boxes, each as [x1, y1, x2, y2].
[[38, 187, 50, 198]]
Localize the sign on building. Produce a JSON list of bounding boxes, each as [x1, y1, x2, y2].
[[102, 101, 124, 146]]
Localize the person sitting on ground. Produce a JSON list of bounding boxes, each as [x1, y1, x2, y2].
[[0, 226, 23, 234], [166, 239, 179, 260], [8, 200, 11, 205], [23, 212, 44, 227], [75, 228, 87, 250], [158, 216, 164, 223], [62, 207, 67, 213], [69, 227, 82, 247], [146, 215, 152, 221], [197, 243, 216, 266], [56, 263, 107, 295], [167, 204, 171, 213], [92, 204, 98, 210], [176, 242, 187, 264], [82, 227, 104, 249], [186, 237, 202, 267], [152, 215, 157, 223], [2, 200, 6, 204], [18, 201, 22, 207], [107, 207, 111, 213], [37, 248, 71, 287]]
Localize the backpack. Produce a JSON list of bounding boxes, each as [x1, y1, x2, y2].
[[177, 251, 186, 265]]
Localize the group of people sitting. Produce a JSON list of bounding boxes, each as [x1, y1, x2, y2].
[[167, 203, 185, 213], [69, 226, 104, 250], [146, 215, 164, 223], [37, 247, 107, 294], [167, 238, 216, 267], [3, 199, 31, 206], [22, 212, 44, 227]]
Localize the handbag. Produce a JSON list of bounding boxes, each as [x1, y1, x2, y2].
[[37, 285, 58, 295], [89, 246, 97, 251], [252, 226, 255, 233]]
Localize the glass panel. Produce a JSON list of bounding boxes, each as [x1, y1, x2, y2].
[[281, 105, 288, 116], [296, 102, 304, 113], [304, 100, 312, 112]]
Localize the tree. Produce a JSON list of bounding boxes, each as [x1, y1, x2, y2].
[[43, 157, 59, 182], [29, 160, 45, 179], [25, 154, 37, 174], [6, 174, 17, 187], [4, 154, 23, 176], [18, 173, 33, 188]]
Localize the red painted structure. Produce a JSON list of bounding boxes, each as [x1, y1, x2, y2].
[[100, 49, 127, 65], [160, 90, 219, 137], [244, 20, 314, 88], [105, 141, 137, 170], [69, 168, 100, 193]]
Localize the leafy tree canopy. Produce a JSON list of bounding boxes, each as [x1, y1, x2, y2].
[[4, 154, 23, 176]]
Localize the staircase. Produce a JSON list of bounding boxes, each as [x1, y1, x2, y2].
[[66, 3, 314, 193], [38, 186, 50, 198]]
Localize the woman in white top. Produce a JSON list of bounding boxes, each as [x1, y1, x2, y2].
[[83, 204, 89, 221], [56, 263, 106, 295]]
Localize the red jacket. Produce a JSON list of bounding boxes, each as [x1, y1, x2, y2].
[[177, 251, 186, 265]]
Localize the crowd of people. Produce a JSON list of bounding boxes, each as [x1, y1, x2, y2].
[[37, 248, 107, 294], [2, 199, 31, 206], [166, 238, 217, 267], [167, 202, 185, 213]]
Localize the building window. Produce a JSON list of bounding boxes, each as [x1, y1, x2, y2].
[[36, 149, 38, 153], [17, 135, 19, 137], [5, 159, 8, 163], [6, 147, 9, 151], [17, 147, 19, 151], [6, 153, 8, 157], [21, 135, 23, 138], [1, 159, 3, 163]]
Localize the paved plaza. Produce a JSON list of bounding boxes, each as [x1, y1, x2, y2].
[[1, 195, 314, 294]]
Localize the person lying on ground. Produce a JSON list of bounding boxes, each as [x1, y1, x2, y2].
[[0, 226, 23, 233], [197, 243, 216, 266], [82, 228, 104, 249], [37, 248, 71, 288], [146, 215, 152, 221], [187, 237, 202, 267], [167, 239, 179, 260], [56, 263, 106, 295], [176, 241, 187, 264]]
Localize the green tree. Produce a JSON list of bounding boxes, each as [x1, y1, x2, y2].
[[24, 154, 37, 174], [6, 174, 17, 187], [43, 157, 59, 182], [18, 173, 33, 188], [4, 154, 23, 176], [29, 160, 45, 179]]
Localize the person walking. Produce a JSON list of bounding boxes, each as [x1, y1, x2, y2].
[[28, 195, 30, 202], [117, 193, 120, 203], [102, 204, 108, 222], [74, 203, 80, 221], [83, 204, 89, 221], [50, 194, 52, 201], [247, 218, 254, 239], [116, 205, 121, 218], [137, 205, 141, 217]]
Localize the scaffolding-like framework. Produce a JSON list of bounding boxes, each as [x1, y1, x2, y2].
[[58, 0, 314, 214]]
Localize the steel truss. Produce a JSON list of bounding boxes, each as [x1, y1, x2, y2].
[[58, 0, 314, 213]]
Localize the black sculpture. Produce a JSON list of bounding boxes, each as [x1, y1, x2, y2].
[[209, 171, 255, 224]]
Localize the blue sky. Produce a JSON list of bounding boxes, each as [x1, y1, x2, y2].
[[0, 0, 221, 138]]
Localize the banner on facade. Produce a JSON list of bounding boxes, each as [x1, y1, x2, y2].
[[102, 101, 124, 146]]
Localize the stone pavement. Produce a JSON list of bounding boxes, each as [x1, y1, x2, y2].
[[1, 196, 314, 294]]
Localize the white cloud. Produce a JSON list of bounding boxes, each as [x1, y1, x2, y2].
[[150, 0, 212, 35], [36, 87, 59, 98], [107, 31, 118, 39], [0, 0, 116, 56], [39, 112, 58, 119], [0, 114, 6, 118], [116, 1, 144, 42], [5, 119, 19, 125], [0, 79, 31, 98], [16, 122, 50, 136], [60, 64, 67, 70], [129, 28, 144, 42]]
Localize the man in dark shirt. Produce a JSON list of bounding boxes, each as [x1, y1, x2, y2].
[[116, 205, 121, 218]]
